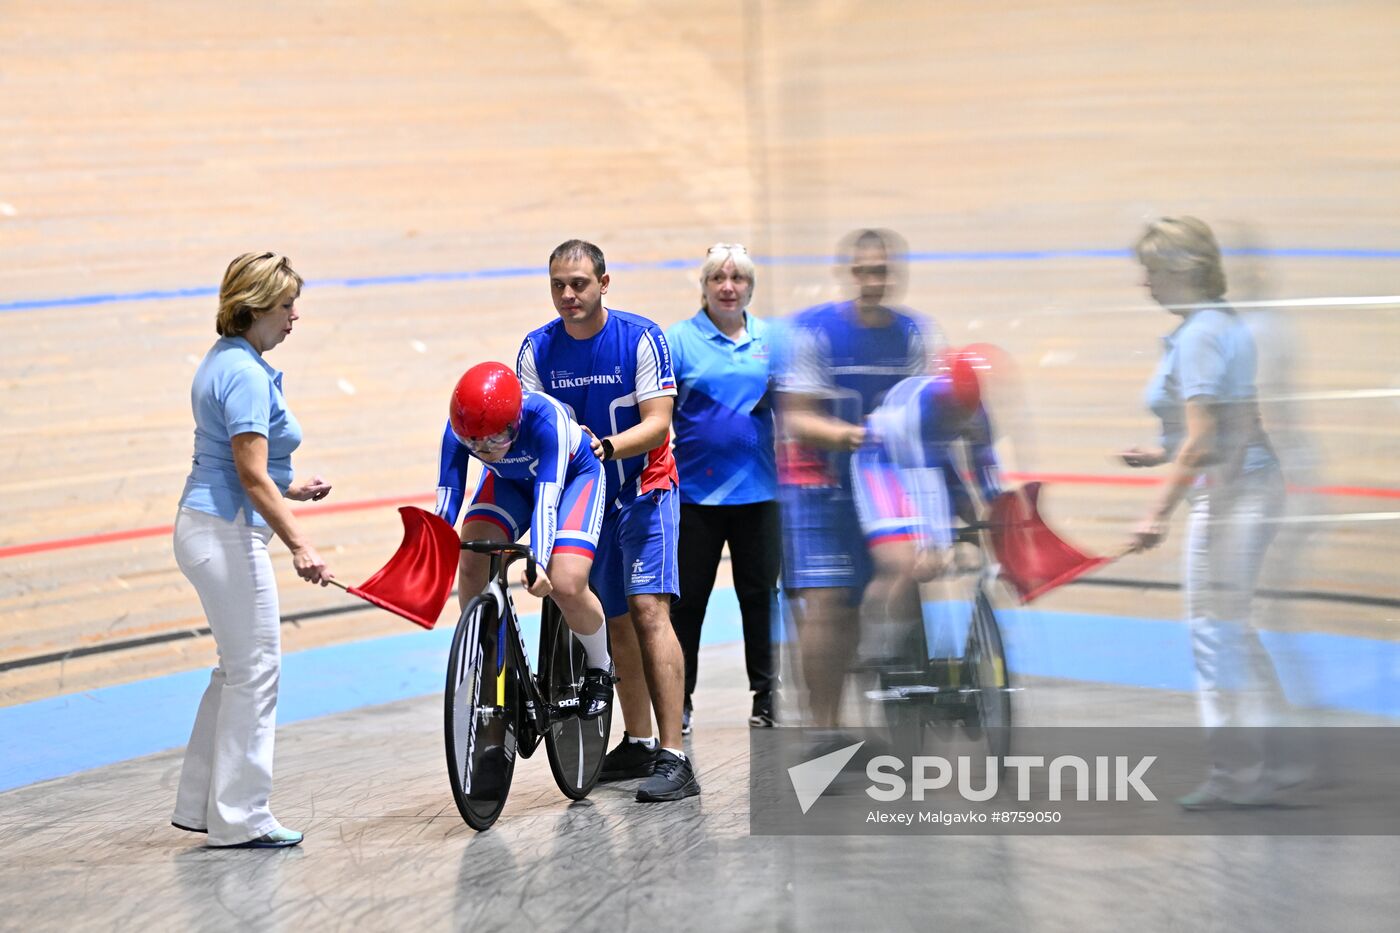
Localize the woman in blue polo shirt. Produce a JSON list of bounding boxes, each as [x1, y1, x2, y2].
[[1121, 218, 1290, 808], [668, 243, 779, 733], [171, 252, 333, 849]]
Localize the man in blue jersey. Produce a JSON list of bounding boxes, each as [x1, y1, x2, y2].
[[517, 240, 698, 803], [852, 352, 1002, 666], [776, 229, 939, 734], [436, 362, 613, 720]]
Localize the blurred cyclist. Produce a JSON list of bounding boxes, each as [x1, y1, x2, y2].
[[852, 350, 1003, 668]]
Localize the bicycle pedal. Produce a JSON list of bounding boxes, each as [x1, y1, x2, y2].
[[550, 697, 582, 717], [865, 687, 912, 703]]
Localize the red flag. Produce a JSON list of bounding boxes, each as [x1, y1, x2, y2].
[[990, 483, 1111, 603], [346, 506, 461, 629]]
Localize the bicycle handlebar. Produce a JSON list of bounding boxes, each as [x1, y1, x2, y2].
[[461, 540, 538, 588], [954, 521, 999, 546]]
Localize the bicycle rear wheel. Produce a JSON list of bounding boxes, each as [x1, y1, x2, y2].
[[962, 587, 1012, 759], [445, 596, 519, 831], [540, 598, 612, 800]]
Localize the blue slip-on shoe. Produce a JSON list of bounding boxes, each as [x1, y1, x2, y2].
[[211, 827, 304, 849]]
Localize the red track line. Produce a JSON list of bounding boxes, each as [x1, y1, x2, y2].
[[1, 475, 1396, 561], [0, 493, 435, 560], [284, 492, 435, 517], [1004, 471, 1159, 488], [1005, 472, 1400, 500], [1307, 484, 1400, 501], [0, 525, 178, 559]]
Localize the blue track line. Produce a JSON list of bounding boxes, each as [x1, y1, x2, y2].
[[4, 590, 1399, 793], [4, 246, 1398, 314]]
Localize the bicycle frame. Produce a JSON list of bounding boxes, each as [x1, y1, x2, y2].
[[866, 521, 1009, 702], [460, 541, 589, 747]]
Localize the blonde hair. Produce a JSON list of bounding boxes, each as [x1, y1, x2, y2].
[[1134, 217, 1227, 300], [216, 252, 304, 337], [699, 243, 757, 310]]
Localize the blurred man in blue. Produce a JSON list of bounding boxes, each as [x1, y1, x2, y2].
[[776, 229, 937, 737]]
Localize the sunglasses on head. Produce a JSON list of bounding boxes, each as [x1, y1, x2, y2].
[[228, 251, 289, 277]]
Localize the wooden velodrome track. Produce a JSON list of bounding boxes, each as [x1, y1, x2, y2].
[[2, 1, 1399, 929]]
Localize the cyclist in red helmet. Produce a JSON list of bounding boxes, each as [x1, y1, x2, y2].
[[436, 361, 613, 719], [851, 349, 1003, 667]]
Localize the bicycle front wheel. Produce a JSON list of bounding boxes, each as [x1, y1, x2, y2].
[[445, 596, 519, 831], [540, 598, 612, 800], [962, 587, 1012, 759]]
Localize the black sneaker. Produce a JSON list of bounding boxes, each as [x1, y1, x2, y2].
[[749, 691, 775, 728], [636, 750, 701, 802], [578, 667, 615, 721], [599, 733, 658, 781], [681, 696, 693, 736]]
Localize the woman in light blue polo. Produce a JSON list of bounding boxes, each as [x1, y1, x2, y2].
[[668, 243, 780, 733], [171, 252, 333, 848], [1122, 217, 1290, 808]]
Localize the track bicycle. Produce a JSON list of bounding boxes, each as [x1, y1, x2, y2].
[[864, 522, 1015, 761], [444, 540, 613, 831]]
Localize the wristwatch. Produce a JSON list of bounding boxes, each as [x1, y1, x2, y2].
[[599, 437, 615, 461]]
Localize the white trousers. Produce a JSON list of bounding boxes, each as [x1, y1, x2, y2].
[[1184, 466, 1293, 793], [171, 507, 283, 845]]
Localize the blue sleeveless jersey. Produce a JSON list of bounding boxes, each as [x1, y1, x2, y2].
[[776, 300, 930, 488]]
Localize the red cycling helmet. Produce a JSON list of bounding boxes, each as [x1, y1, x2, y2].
[[947, 348, 984, 414], [450, 362, 523, 448], [928, 348, 982, 416]]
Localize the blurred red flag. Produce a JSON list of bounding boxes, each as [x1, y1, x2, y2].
[[347, 506, 460, 629], [990, 483, 1110, 603]]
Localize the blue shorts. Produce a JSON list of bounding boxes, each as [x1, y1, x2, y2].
[[779, 484, 869, 594], [591, 487, 680, 619], [464, 457, 606, 563]]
